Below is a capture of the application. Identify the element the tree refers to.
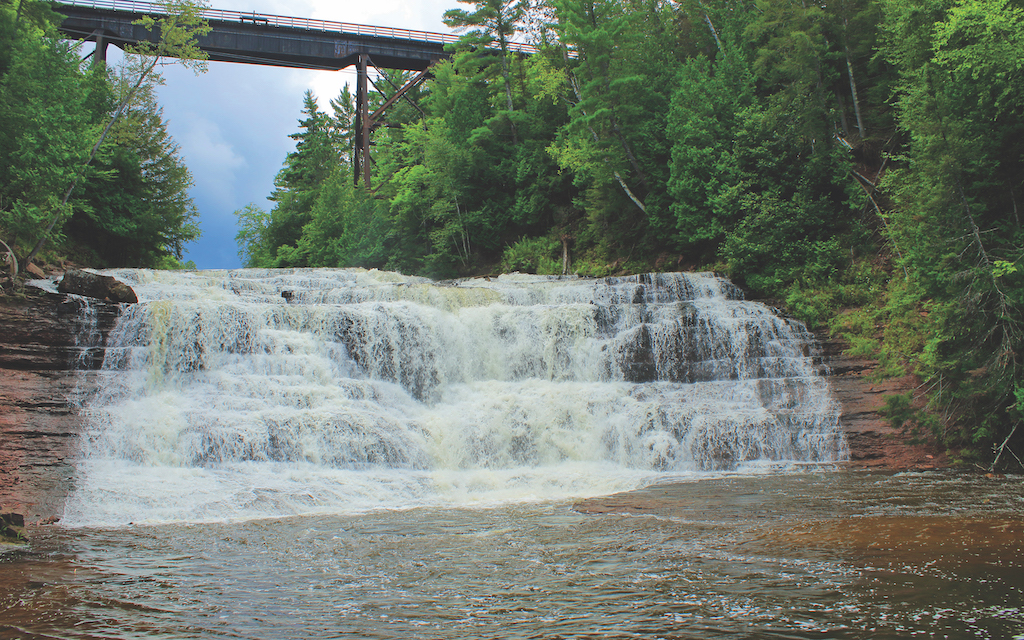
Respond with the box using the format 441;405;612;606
548;0;678;238
260;90;338;267
875;0;1024;458
69;89;201;266
665;51;752;256
234;203;272;268
0;2;98;265
298;173;387;269
22;0;210;267
444;0;528;125
329;84;356;166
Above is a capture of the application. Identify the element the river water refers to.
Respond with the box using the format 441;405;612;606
2;269;1021;638
3;472;1023;638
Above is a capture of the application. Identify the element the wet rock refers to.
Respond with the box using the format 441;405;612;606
1;289;122;522
1;512;27;544
58;269;138;304
616;324;657;383
815;331;947;469
1;513;25;527
0;289;121;370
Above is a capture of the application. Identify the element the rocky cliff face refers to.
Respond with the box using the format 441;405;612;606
0;289;121;524
817;332;948;470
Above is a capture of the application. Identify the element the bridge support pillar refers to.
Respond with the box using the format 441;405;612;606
93;30;109;66
352;59;432;190
354;54;372;188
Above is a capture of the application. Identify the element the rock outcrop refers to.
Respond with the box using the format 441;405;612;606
58;269;138;304
1;512;27;545
817;332;948;470
0;288;122;524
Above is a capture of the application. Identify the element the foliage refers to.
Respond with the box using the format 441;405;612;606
70;93;200;266
0;10;94;255
500;235;562;274
873;0;1024;459
299;173;388;269
234;203;272;267
0;0;208;269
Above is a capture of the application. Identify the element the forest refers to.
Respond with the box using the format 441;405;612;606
238;0;1023;468
0;0;203;272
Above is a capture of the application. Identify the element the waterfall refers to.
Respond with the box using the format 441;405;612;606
63;268;846;526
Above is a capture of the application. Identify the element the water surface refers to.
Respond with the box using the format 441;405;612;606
4;470;1022;639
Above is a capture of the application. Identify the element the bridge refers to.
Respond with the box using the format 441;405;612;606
55;1;538;186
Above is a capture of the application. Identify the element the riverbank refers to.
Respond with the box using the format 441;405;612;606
817;331;948;471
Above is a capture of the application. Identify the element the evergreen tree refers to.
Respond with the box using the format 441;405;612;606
22;0;210;266
261;90;337;267
70;90;200;266
875;0;1024;458
0;5;95;263
444;0;528;122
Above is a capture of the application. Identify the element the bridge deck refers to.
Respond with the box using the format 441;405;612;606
56;0;537;71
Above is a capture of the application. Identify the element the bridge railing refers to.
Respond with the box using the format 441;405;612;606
56;0;540;54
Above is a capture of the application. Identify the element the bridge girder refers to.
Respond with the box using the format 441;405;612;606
57;4;450;71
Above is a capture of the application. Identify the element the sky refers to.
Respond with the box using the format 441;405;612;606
104;0;459;270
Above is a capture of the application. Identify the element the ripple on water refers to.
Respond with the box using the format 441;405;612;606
4;471;1023;639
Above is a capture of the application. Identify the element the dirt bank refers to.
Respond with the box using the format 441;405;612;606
817;332;948;471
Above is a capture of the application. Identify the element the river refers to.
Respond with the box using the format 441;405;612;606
1;268;1020;638
3;471;1022;638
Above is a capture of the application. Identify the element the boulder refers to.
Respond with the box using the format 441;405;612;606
1;512;27;544
58;269;138;304
25;262;46;279
1;513;25;528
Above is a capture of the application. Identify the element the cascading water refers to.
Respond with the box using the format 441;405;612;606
63;268;846;526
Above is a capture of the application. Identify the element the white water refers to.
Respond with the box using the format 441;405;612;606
62;269;845;526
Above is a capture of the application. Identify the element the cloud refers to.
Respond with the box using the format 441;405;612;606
176;117;246;205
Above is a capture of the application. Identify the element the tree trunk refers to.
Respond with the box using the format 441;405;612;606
567;71;647;216
991;421;1022;472
614;171;647;215
1;237;18;281
835;92;850;138
699;4;723;53
846;49;865;137
498;30;518;144
841;15;865;139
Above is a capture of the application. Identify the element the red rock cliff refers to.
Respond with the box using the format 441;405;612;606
0;289;121;523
